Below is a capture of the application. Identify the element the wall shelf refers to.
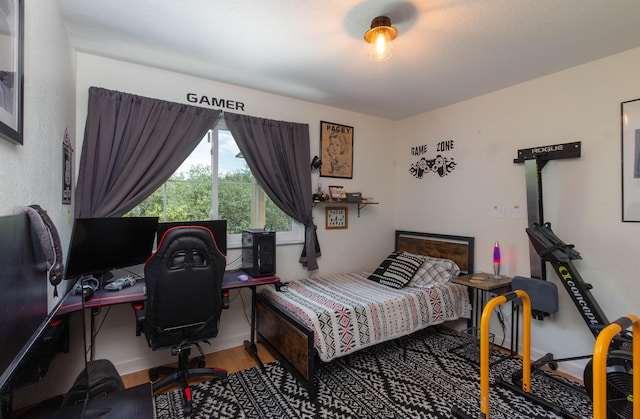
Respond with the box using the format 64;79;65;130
312;200;378;217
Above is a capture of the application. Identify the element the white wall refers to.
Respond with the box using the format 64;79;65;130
395;46;640;378
73;53;397;375
0;0;76;316
0;2;76;274
1;0;79;410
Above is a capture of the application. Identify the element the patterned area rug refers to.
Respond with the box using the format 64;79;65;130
154;327;593;418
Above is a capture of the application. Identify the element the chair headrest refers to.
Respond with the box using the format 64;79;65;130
154;226;224;260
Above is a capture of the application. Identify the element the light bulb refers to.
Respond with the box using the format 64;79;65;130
368;29;393;61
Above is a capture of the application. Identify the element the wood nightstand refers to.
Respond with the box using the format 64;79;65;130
452;272;518;354
452;272;513;294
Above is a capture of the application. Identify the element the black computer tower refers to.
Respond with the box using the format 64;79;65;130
242;229;276;277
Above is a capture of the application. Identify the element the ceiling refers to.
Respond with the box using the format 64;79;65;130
58;0;640;121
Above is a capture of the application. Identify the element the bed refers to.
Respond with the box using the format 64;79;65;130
256;230;475;398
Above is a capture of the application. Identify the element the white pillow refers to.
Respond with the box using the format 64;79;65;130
407;256;461;288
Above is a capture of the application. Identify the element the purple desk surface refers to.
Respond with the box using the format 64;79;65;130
58;270;280;315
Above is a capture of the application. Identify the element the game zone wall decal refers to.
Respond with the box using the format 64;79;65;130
408;139;456;178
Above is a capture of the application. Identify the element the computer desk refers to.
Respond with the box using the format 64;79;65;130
221;269;281;364
58;269;281;363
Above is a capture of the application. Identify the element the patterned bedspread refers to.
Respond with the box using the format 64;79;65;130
259;272;471;362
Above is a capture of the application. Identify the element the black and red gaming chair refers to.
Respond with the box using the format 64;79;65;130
133;226;229;414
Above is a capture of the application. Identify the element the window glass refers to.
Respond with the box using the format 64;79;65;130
127;124;302;248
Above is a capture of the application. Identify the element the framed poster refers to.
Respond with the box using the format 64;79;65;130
0;0;23;145
62;129;72;204
320;121;353;179
325;206;348;229
622;98;640;221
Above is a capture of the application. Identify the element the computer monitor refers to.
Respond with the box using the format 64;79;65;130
157;220;227;255
64;217;159;281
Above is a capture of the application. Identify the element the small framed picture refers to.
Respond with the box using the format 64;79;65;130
328;185;346;200
326;207;348;229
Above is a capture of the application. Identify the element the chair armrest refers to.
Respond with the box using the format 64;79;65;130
132;303;145;336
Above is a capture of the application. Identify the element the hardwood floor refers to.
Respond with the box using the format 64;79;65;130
121;333;582;394
120;343;276;389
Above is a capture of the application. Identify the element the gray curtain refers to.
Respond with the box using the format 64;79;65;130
75;87;221;218
225;112;319;271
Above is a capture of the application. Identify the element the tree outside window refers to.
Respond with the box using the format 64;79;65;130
127;127;297;248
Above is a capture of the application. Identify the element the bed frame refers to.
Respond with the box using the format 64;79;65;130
256;230;475;399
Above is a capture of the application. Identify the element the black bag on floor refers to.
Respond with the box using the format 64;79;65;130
61;359;125;407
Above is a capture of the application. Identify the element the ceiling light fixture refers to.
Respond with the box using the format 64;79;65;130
363;16;398;62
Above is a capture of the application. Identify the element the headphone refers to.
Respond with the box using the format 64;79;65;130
72;276;99;301
14;205;65;297
311;155;322;170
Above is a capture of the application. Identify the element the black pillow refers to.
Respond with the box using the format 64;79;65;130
368;252;426;289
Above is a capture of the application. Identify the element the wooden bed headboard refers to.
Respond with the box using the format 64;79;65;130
395;230;475;274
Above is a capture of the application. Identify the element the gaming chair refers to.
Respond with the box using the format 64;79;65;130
133;226;229;414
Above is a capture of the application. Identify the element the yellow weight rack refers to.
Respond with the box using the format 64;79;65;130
452;290;532;419
592;315;639;419
480;290;531;418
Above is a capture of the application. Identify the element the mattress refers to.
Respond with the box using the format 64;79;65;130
259;271;471;362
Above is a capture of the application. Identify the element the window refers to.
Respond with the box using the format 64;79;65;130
127;120;303;249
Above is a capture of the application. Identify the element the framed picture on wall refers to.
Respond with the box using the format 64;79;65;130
622;98;640;221
0;0;24;145
320;121;353;179
326;207;348;229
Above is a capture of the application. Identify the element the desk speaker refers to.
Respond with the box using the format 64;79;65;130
242;229;276;277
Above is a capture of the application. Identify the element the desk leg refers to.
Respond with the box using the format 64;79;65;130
90;307;100;362
243;286;263;366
